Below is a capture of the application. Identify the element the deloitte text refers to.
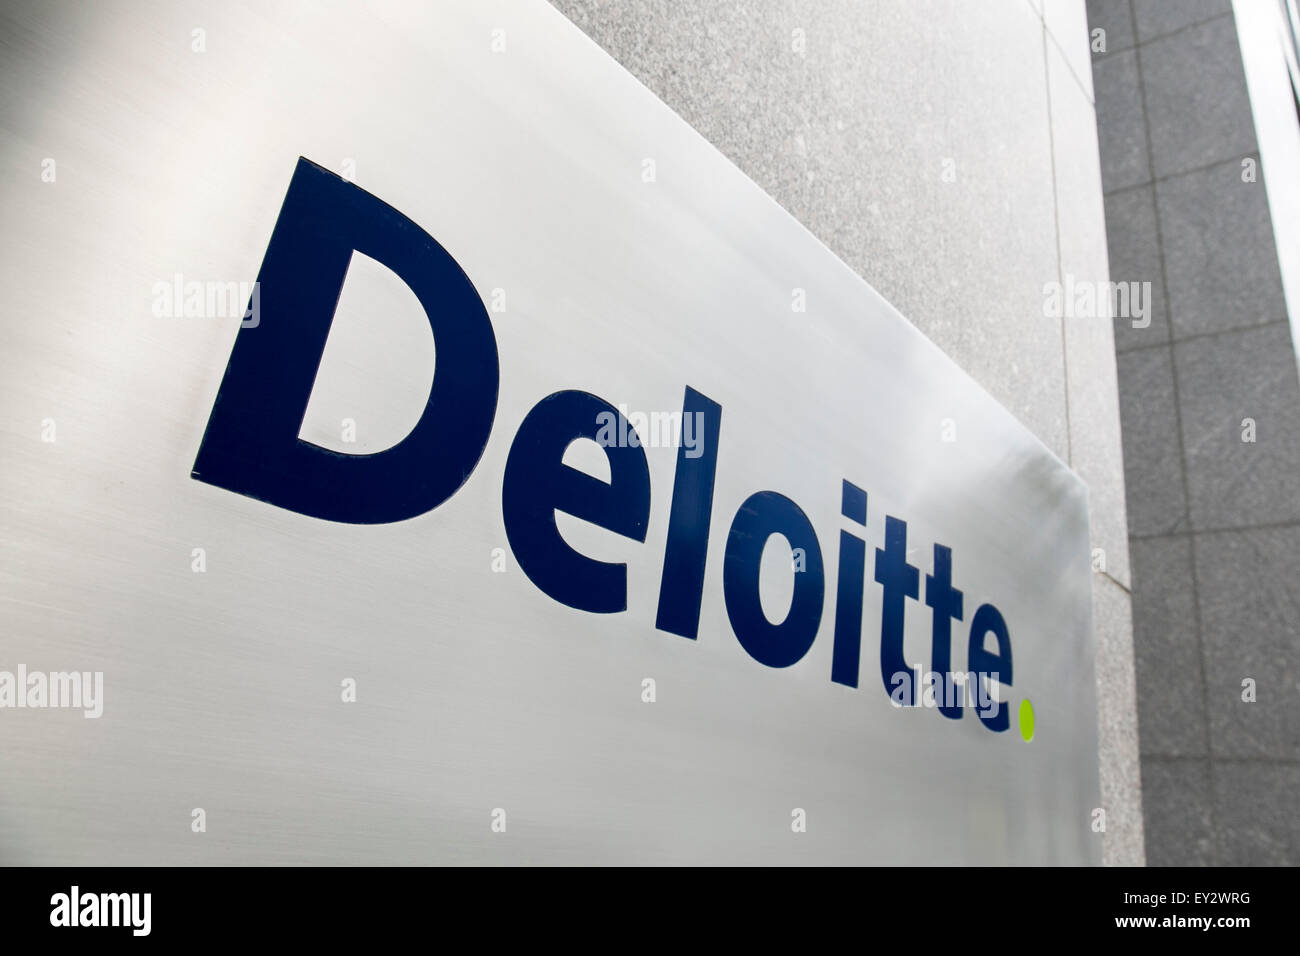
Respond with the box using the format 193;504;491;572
192;159;1019;734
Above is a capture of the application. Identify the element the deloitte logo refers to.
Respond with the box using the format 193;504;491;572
193;159;1035;740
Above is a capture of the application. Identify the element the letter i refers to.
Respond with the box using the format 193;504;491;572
831;481;868;687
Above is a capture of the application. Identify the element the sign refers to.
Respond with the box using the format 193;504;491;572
0;0;1100;864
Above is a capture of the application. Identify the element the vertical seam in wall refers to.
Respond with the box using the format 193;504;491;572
1043;20;1073;467
1129;0;1217;850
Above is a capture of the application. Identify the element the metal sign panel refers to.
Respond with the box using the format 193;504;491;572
0;0;1100;864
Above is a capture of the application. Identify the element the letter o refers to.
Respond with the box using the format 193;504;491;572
723;491;824;667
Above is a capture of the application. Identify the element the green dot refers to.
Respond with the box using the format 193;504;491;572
1019;699;1035;742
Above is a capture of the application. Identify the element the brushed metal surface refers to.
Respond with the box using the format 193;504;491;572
0;0;1100;864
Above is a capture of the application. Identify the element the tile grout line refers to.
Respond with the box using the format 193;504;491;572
1100;569;1132;595
1130;515;1300;540
1090;9;1236;64
1103;151;1262;201
1143;753;1300;766
1117;316;1289;355
1043;19;1073;469
1043;18;1096;106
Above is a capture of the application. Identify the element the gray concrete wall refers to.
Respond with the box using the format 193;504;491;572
551;0;1144;864
1089;0;1300;864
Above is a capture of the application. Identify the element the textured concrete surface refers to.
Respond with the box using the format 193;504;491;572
553;0;1143;864
1131;0;1230;42
1104;187;1168;350
1130;535;1206;755
1092;573;1143;859
1090;0;1300;866
1140;14;1257;179
1051;34;1131;589
1158;161;1286;338
1175;325;1300;529
1211;762;1300;865
1093;50;1150;191
1116;347;1187;535
1090;0;1136;53
1195;526;1300;759
1140;756;1216;865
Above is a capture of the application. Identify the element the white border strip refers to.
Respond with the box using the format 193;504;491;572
1234;0;1300;376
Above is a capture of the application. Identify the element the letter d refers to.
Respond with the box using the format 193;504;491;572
192;157;499;523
